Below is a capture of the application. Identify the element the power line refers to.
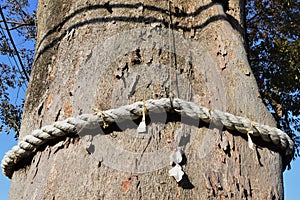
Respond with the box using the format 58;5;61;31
0;23;27;90
0;6;30;82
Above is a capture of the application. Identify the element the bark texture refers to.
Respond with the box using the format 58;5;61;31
9;0;284;199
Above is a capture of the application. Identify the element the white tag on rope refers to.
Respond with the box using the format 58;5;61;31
137;101;147;133
247;131;254;150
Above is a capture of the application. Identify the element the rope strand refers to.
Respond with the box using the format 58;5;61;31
1;98;294;178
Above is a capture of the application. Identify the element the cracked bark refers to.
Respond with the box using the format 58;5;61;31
9;0;284;199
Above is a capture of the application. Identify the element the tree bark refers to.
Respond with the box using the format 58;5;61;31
9;0;284;199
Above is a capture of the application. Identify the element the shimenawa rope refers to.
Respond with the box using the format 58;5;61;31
1;98;294;178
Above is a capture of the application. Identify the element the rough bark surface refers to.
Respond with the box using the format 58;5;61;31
9;0;284;199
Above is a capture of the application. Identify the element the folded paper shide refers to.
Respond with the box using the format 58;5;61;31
169;164;184;182
137;100;147;133
169;149;185;182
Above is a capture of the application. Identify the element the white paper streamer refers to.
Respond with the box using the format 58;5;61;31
169;164;184;182
137;101;147;133
247;132;254;150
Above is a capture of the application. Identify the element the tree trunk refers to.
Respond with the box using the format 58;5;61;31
9;0;284;199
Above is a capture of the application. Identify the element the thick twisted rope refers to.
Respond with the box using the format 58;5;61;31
1;98;294;178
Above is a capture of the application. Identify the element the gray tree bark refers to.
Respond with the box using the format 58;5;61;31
9;0;285;199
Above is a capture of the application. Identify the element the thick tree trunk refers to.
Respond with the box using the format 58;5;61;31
9;0;284;199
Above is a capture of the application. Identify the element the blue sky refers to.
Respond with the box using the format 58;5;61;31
0;1;299;199
0;133;17;200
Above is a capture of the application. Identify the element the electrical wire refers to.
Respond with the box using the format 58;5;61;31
0;6;30;82
0;26;27;91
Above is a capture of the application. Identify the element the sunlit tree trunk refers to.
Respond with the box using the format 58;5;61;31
9;0;284;199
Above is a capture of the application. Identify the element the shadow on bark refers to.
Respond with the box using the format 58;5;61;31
84;112;289;170
178;174;195;189
35;1;243;61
